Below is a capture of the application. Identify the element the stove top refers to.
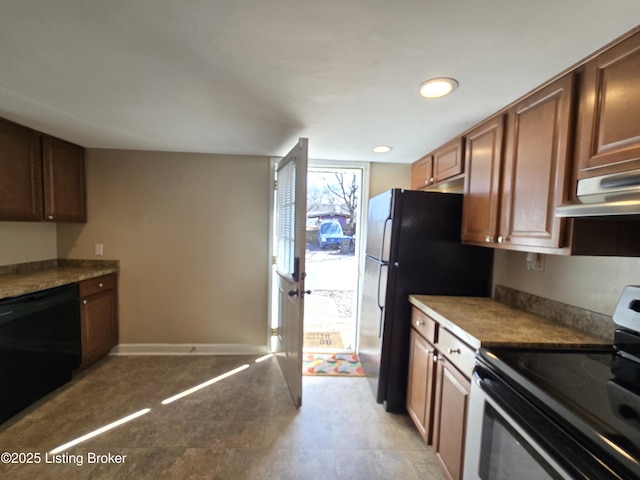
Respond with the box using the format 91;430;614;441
481;346;640;479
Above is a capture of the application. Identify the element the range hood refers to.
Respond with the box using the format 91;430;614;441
556;169;640;218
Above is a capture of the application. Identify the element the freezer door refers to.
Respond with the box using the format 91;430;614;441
358;255;388;400
366;189;394;262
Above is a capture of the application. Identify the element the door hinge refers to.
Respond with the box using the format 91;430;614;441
272;255;277;266
271;327;279;337
274;179;278;190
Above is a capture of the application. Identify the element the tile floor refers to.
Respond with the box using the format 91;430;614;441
0;355;445;479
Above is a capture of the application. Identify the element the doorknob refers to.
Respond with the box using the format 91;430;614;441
288;289;312;297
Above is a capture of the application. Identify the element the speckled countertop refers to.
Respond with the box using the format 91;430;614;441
409;294;610;350
0;259;119;300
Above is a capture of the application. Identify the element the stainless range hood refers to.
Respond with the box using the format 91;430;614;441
556;169;640;218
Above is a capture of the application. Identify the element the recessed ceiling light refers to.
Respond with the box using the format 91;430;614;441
419;77;459;98
372;145;392;153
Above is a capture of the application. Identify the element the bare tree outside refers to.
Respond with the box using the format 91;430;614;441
307;171;359;236
324;173;358;235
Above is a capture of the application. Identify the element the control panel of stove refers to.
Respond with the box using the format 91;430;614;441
613;286;640;333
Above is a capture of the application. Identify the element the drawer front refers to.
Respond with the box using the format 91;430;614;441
411;307;437;344
438;328;475;378
79;273;116;297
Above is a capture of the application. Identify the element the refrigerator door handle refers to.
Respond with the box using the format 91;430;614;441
380;217;392;262
377;264;388;338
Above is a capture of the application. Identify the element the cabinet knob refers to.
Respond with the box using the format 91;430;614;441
429;177;434;184
497;236;509;243
425;348;435;355
82;300;87;305
47;215;54;220
98;283;104;288
415;320;424;326
485;235;493;243
447;347;461;355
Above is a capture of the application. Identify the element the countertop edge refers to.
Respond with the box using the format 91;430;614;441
0;260;119;300
409;295;482;349
409;294;610;351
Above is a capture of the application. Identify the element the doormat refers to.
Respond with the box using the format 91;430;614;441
304;331;344;349
303;353;365;376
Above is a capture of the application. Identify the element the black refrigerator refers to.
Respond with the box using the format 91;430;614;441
358;189;493;412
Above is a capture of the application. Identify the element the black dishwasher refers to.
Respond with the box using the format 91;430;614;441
0;284;80;423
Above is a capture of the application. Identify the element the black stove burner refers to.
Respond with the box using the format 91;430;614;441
517;353;607;387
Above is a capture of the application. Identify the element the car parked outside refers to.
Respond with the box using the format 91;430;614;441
318;220;345;249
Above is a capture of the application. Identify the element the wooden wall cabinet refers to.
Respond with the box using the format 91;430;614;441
462;74;574;253
42;135;87;222
79;274;118;369
0;119;43;221
499;74;574;250
461;115;505;246
0;117;86;223
411;138;465;190
576;30;640;178
433;138;464;184
411;154;434;190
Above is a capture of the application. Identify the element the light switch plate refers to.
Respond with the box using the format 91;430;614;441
94;243;104;256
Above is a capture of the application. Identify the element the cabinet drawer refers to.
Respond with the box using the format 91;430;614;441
437;328;475;378
79;274;116;297
411;307;437;343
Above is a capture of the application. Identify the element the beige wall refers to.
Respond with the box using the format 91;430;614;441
369;162;411;197
0;222;57;265
0;222;56;265
57;149;272;349
494;249;640;316
6;150;636;345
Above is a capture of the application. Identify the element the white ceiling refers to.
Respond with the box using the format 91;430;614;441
1;1;640;163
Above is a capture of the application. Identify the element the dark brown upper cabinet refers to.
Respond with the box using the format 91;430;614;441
0;117;86;223
576;29;640;178
0;119;43;221
42;135;87;222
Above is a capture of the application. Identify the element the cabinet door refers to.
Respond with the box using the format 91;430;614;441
433;357;471;480
80;289;116;367
433;138;464;183
411;155;434;190
461;115;505;245
406;329;437;443
0;119;43;221
577;31;640;177
500;74;574;249
42;135;87;222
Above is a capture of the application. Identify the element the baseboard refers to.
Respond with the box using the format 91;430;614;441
111;343;270;356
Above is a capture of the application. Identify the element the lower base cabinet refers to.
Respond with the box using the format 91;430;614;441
78;274;118;369
407;328;437;443
432;356;471;480
407;306;473;480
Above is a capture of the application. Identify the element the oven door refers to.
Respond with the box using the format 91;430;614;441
464;362;617;480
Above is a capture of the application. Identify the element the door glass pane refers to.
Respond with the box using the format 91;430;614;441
276;160;296;277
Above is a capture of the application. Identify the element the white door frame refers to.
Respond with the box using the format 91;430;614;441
270;159;370;353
